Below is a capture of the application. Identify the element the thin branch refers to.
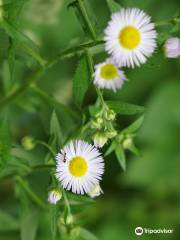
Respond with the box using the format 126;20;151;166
16;176;47;209
0;39;104;109
76;0;97;40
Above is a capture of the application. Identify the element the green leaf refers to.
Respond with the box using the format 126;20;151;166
71;0;97;40
115;145;126;171
3;0;28;24
105;141;116;156
0;114;11;168
122;115;144;134
50;110;64;149
79;228;99;240
21;210;39;240
1;19;46;66
106;0;122;13
106;100;145;115
73;56;90;108
67;192;94;206
126;143;141;156
1;61;11;94
50;205;58;240
0;210;19;232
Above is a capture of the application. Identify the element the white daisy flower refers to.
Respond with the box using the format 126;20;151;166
104;8;157;68
48;190;62;204
93;58;126;92
56;140;104;195
164;37;180;58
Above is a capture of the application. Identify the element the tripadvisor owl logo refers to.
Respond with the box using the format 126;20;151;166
135;227;144;236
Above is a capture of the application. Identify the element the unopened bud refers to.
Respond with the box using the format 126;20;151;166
48;190;62;204
106;129;117;139
88;184;103;198
90;117;103;129
123;138;133;149
21;136;36;151
60;213;74;225
93;132;108;148
105;109;116;121
164;37;180;58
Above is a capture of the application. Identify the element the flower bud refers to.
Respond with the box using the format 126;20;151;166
60;213;74;225
21;136;36;151
93;132;108;148
90;117;103;129
123;138;133;149
48;190;62;204
105;109;116;121
88;184;103;198
164;37;180;58
106;129;117;139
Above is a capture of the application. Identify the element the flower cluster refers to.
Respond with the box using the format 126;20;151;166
52;7;180;200
94;8;157;92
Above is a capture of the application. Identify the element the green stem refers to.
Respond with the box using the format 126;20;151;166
16;176;47;209
31;164;55;170
155;20;172;27
155;17;180;27
31;85;79;121
0;68;44;108
63;190;71;214
0;39;104;109
35;140;56;157
85;49;106;107
77;0;97;40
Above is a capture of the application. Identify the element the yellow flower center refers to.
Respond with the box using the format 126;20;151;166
100;64;118;80
69;156;88;177
119;26;141;49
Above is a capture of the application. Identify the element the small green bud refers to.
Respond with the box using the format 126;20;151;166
93;132;108;148
70;227;81;238
88;184;103;198
96;117;103;124
105;109;116;121
90;117;103;129
60;213;74;225
21;136;36;151
106;129;117;139
123;138;133;149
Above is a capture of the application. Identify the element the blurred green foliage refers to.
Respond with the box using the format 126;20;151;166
0;0;180;240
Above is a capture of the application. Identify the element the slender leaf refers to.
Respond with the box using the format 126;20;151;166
122;115;144;134
0;114;11;168
21;210;39;240
79;228;99;240
106;100;145;115
0;210;19;232
50;205;58;240
106;0;122;13
73;56;90;107
1;19;46;66
105;141;116;156
50;110;64;149
115;145;126;171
